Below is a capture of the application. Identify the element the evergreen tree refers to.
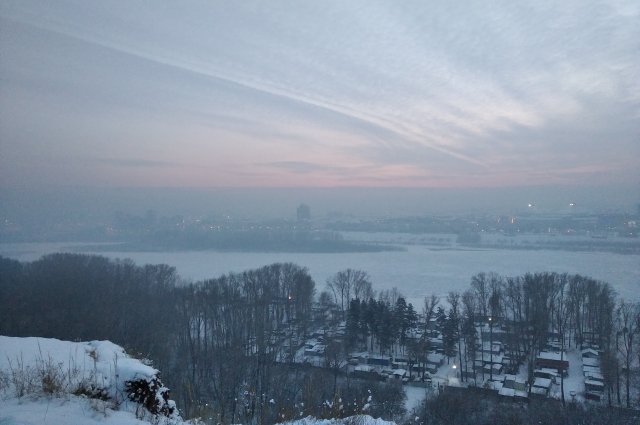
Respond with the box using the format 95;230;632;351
366;298;380;350
443;309;458;361
378;301;395;355
358;299;370;349
462;314;478;380
436;306;447;333
406;303;418;331
346;299;361;350
394;297;409;351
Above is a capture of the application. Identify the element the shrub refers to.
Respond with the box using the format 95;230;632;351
126;376;177;417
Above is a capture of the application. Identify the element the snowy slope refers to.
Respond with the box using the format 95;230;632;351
0;397;164;425
0;336;394;425
0;336;182;425
281;415;395;425
0;336;158;396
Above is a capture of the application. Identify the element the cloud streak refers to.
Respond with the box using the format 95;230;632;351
1;0;638;188
90;158;187;168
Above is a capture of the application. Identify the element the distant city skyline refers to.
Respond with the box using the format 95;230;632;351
1;0;639;190
1;186;637;225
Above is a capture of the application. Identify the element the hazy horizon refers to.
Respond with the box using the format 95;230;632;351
1;185;637;224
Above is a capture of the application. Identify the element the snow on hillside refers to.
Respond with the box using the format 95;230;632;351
0;336;393;425
0;336;182;425
281;415;395;425
0;397;165;425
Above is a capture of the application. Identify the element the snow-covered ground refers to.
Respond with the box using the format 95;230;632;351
0;397;162;425
557;348;589;403
431;361;461;388
281;415;395;425
403;385;427;414
0;336;182;425
0;336;400;425
0;337;159;397
0;398;396;425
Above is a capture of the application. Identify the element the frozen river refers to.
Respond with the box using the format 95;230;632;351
1;241;638;306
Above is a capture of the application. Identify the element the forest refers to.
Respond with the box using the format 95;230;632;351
0;254;638;424
0;254;404;423
340;271;638;407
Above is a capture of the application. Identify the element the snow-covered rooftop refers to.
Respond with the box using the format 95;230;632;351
581;348;599;357
533;377;552;389
537;351;566;361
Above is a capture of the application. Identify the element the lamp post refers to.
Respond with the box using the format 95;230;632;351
448;363;457;386
488;317;493;382
288;294;293;362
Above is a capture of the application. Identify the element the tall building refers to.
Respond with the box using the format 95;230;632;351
297;204;311;221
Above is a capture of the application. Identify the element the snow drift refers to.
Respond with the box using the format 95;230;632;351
0;336;181;424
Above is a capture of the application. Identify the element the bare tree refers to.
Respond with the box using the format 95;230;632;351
461;290;477;380
554;274;569;406
318;290;335;307
471;273;489;319
487;272;503;320
423;293;439;335
324;336;346;397
616;300;639;408
327;269;372;317
447;291;464;381
350;269;374;301
379;287;402;307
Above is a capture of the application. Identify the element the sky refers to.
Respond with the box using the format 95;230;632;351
1;0;639;192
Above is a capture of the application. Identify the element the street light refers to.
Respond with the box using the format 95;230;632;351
448;363;458;386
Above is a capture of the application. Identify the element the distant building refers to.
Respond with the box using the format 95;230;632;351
297;204;311;221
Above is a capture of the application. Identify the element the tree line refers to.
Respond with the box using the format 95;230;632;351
2;254;638;420
0;254;405;423
345;297;418;355
337;270;639;409
468;272;633;408
417;387;640;425
459;271;638;408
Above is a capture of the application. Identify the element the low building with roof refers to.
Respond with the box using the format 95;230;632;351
532;377;553;397
535;351;569;374
497;380;528;401
581;348;599;359
483;363;503;375
367;355;391;367
502;374;527;392
582;357;599;368
583;365;601;376
584;371;604;382
585;378;605;393
391;369;407;381
534;368;559;384
352;365;383;381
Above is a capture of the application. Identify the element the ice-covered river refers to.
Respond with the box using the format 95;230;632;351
1;240;638;306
